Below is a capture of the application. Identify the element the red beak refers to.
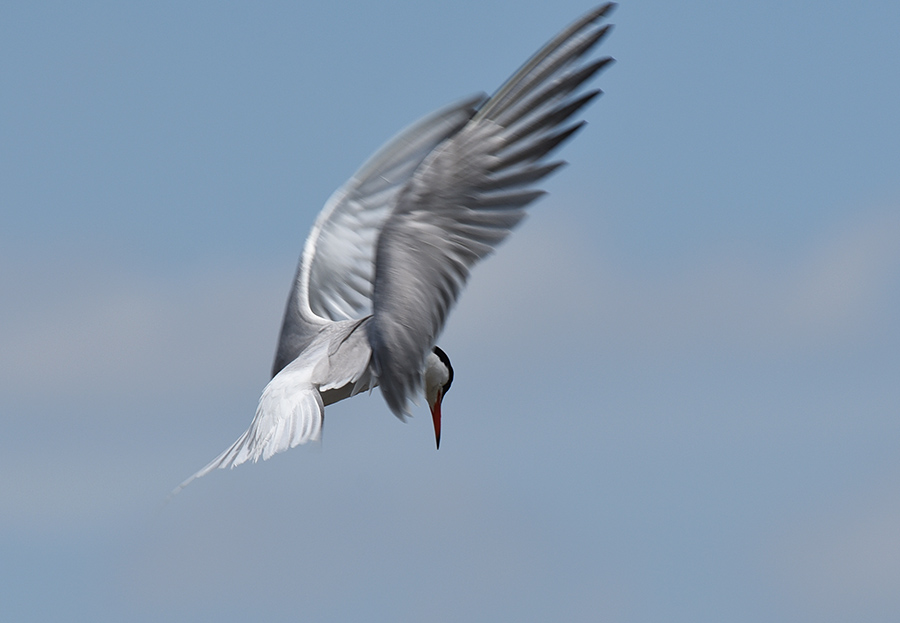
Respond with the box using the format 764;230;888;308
430;389;442;450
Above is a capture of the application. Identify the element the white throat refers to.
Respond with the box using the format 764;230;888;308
424;351;450;407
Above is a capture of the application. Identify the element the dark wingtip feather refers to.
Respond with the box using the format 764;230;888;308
492;121;587;171
479;161;567;191
597;2;617;18
473;4;616;124
503;89;600;146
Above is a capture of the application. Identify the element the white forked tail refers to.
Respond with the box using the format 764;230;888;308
171;367;324;496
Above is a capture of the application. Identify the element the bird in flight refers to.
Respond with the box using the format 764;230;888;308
177;4;614;491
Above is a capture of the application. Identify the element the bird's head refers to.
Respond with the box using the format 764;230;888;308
424;346;453;449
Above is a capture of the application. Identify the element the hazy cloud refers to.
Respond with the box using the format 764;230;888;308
3;208;897;407
0;260;285;404
455;207;900;355
774;492;900;620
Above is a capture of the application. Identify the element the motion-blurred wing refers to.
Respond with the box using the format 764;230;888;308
368;4;615;415
272;95;485;376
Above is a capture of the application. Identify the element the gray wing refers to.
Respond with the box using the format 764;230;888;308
368;3;615;415
272;95;485;376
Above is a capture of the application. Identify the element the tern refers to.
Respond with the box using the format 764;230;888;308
178;4;614;491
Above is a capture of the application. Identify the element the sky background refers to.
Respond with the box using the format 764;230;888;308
2;1;900;621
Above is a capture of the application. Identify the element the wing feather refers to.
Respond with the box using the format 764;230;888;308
369;4;615;415
271;95;485;376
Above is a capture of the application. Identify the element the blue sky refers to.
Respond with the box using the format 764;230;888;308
2;1;900;621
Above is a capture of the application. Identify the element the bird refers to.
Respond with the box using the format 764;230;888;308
176;4;615;492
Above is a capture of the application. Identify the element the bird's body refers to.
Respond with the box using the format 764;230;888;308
177;4;614;492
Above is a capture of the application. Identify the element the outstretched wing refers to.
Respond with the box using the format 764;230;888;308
368;4;615;415
271;96;485;376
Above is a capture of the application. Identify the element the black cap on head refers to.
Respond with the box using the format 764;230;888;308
432;346;453;394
